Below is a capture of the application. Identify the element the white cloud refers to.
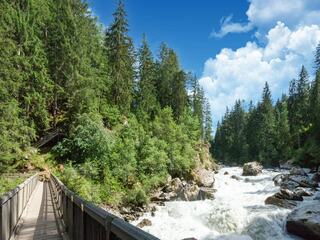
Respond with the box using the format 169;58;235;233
213;0;320;38
200;22;320;125
211;15;254;38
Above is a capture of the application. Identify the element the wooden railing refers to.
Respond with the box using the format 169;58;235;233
49;174;160;240
0;174;38;240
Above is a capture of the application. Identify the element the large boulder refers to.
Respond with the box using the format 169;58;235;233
163;178;183;193
193;168;215;187
265;196;297;209
280;159;294;169
290;167;307;176
288;175;318;188
137;218;152;228
178;184;200;201
198;187;215;200
274;189;303;201
293;187;313;197
273;174;287;186
286;202;320;240
312;172;320;183
242;162;263;176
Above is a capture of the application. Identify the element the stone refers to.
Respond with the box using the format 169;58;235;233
273;173;287;186
224;171;229;175
198;187;215;200
293;187;313;197
290;167;307;176
280;159;294;169
265;196;297;209
312;172;320;183
288;175;318;188
193;168;215;187
242;162;263;176
275;189;303;201
137;218;152;228
178;185;200;201
286;202;320;240
163;178;183;193
314;192;320;200
231;175;242;181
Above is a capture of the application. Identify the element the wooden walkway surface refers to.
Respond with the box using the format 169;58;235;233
15;181;62;240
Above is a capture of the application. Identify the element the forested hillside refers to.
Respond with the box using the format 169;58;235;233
0;0;213;205
212;46;320;168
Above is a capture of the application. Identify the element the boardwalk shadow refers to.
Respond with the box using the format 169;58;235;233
33;181;61;240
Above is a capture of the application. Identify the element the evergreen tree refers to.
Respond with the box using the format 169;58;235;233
203;99;213;142
274;96;291;160
105;0;135;114
156;43;180;108
315;42;320;73
172;71;188;119
256;82;277;165
136;35;159;119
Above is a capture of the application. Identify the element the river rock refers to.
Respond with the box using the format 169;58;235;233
293;187;313;197
286;202;320;240
290;167;307;176
231;175;242;181
224;171;229;175
275;189;303;201
137;218;152;228
280;159;294;169
265;195;297;209
273;174;287;186
242;162;262;176
193;168;215;187
198;187;215;200
312;172;320;183
314;192;320;200
178;184;200;201
288;175;318;188
164;178;183;193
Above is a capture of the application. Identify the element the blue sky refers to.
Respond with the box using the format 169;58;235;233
89;0;320;128
89;0;251;75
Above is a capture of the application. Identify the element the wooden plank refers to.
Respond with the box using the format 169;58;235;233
15;182;62;240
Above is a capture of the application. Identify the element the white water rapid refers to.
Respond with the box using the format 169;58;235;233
133;167;303;240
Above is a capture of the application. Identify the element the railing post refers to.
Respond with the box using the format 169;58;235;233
68;195;74;239
79;203;84;240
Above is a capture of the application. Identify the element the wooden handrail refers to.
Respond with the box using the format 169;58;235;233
49;174;159;240
0;174;38;240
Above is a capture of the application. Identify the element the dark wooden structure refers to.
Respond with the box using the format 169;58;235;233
0;173;159;240
0;174;38;240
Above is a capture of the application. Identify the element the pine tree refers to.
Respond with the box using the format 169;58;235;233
203;99;212;142
256;82;277;165
136;35;159;119
172;71;188;120
274;96;291;160
191;76;205;136
156;43;180;108
315;42;320;73
105;0;135;114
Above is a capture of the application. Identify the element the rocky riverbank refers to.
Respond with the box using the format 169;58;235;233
262;164;320;240
102;166;217;225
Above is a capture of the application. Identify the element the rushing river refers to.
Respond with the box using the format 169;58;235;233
133;167;304;240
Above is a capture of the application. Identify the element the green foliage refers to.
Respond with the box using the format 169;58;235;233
1;0;214;208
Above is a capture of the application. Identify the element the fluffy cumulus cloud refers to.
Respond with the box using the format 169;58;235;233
212;0;320;38
201;20;320;126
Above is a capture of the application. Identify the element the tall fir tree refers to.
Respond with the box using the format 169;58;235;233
104;0;135;114
136;35;159;119
203;99;213;142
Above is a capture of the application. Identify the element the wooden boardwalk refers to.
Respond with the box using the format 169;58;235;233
15;181;62;240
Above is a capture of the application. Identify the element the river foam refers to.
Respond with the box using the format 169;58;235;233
132;167;303;240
